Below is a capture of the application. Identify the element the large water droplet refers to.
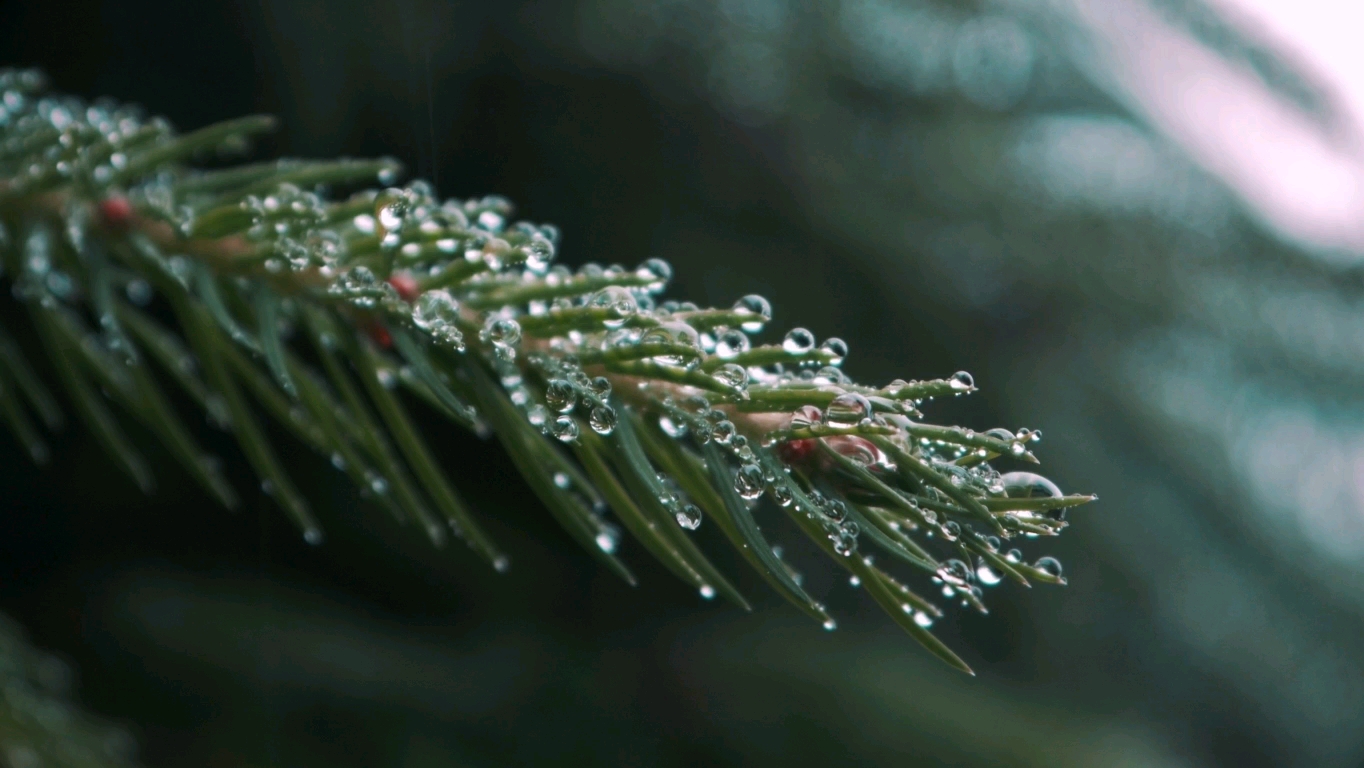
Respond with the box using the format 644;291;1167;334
824;393;870;427
783;328;815;354
950;370;975;392
715;328;750;359
545;379;576;413
734;463;765;500
1034;556;1063;579
589;405;617;435
732;294;772;333
659;414;687;437
1000;471;1061;499
819;337;848;365
790;405;822;429
976;560;1002;586
589;285;639;328
711;420;736;445
551;415;579;443
675;504;703;530
712;363;748;390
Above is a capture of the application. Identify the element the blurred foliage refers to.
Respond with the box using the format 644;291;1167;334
0;0;1361;765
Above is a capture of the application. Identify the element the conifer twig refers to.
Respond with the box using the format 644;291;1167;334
0;68;1096;672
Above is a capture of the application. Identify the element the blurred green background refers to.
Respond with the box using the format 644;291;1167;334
2;0;1361;765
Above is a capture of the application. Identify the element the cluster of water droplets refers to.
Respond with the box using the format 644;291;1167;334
0;68;172;200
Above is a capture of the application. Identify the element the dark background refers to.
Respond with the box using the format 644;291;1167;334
3;0;1362;765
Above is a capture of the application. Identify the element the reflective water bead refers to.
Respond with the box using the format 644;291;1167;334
782;327;815;354
768;483;793;507
658;414;687;437
941;558;972;583
824;393;870;427
551;415;579;443
589;285;638;328
637;257;672;287
675;504;703;530
790;405;822;429
1005;548;1023;563
527;404;549;428
545;379;576;413
589;405;618;435
732;294;772;332
984;427;1015;443
1034;556;1063;579
589;376;612;398
819;337;848;365
712;363;748;390
976;560;1002;586
413;289;458;331
553;471;570;489
1000;471;1062;499
481;316;521;346
711;420;736;445
913;611;934;628
714;328;749;359
734;463;765;500
950;370;975;392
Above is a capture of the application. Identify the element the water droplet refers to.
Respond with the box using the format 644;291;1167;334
676;504;703;530
1034;556;1063;579
1000;471;1061;499
711;420;736;445
659;414;687;437
715;328;750;359
819;337;848;365
734;463;765;500
595;530;618;553
638;257;672;286
824;393;870;427
823;618;838;631
783;327;815;354
984;427;1015;443
950;370;975;392
732;294;772;333
551;415;579;443
303;528;324;546
913;610;934;628
699;584;716;599
589;405;617;435
481;316;521;361
768;483;793;506
943;520;961;540
790;405;823;429
590;376;612;398
545;379;577;413
527;404;549;428
941;558;971;583
589;285;639;328
712;363;748;390
553;471;570;489
124;278;152;306
976;560;1002;586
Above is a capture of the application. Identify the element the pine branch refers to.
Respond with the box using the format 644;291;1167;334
0;68;1095;674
